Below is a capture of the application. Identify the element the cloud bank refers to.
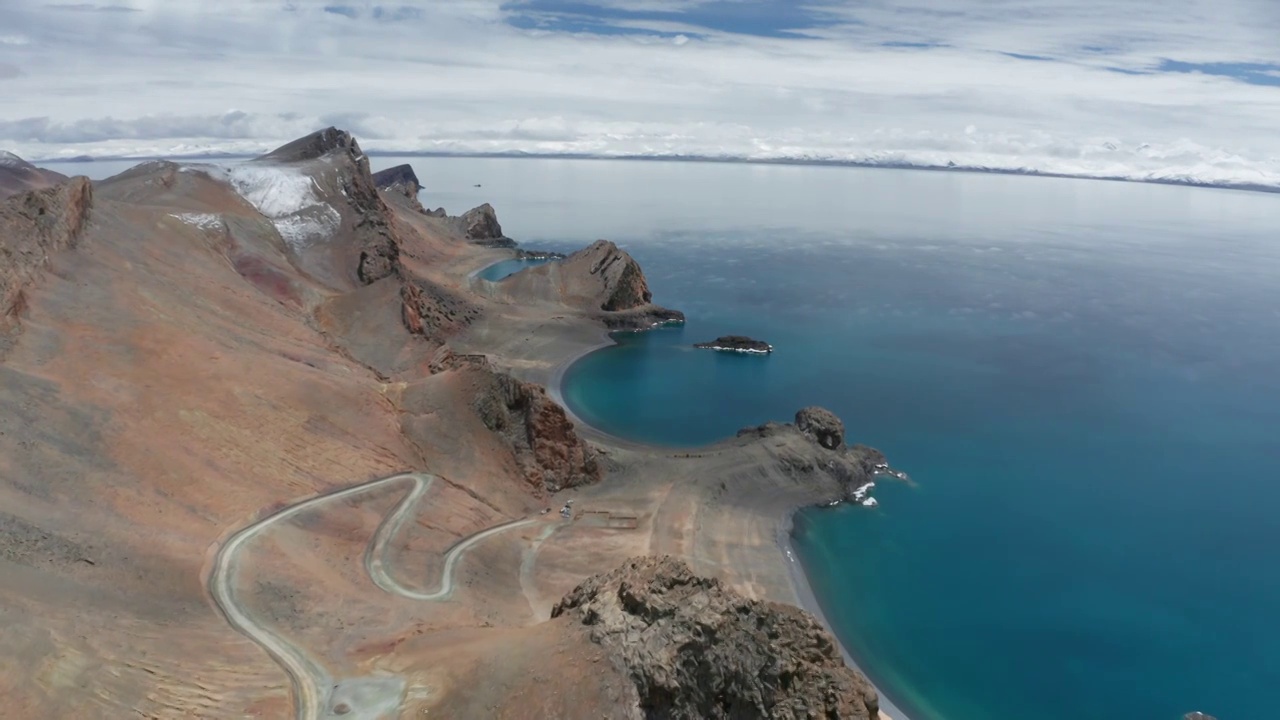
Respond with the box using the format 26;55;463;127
2;0;1279;189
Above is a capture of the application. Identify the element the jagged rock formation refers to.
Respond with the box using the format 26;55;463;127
0;152;68;199
574;239;653;311
694;335;773;354
498;239;685;329
371;164;426;213
467;365;602;493
0;177;93;321
795;406;844;450
400;278;481;339
552;556;879;720
455;203;513;247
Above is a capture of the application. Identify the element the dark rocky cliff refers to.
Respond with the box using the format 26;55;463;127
553;556;880;720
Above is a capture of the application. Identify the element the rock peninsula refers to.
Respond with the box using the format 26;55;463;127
0;129;888;719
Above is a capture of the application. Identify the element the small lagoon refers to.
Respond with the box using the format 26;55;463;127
474;257;556;282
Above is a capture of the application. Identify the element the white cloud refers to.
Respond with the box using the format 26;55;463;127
0;1;1278;189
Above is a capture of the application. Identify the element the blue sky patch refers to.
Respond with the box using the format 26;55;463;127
882;41;944;49
501;0;848;39
1157;60;1280;87
1001;51;1055;62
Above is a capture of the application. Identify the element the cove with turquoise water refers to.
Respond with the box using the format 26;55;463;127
474;257;555;282
70;156;1279;719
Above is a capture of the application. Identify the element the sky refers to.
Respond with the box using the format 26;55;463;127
2;0;1280;188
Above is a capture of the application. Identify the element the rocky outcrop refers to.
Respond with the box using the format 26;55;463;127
0;152;68;200
1184;713;1218;720
497;238;685;329
795;406;844;450
694;335;773;354
0;177;93;320
574;240;653;311
371;164;426;213
457;203;514;247
400;278;481;340
514;248;566;260
736;407;887;499
552;556;879;720
469;368;602;493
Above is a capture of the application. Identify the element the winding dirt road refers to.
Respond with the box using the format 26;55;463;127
208;472;545;719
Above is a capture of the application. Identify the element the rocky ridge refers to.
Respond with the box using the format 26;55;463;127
0;176;93;323
552;556;879;720
250;126;402;287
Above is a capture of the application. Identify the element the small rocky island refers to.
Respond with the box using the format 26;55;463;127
694;335;773;354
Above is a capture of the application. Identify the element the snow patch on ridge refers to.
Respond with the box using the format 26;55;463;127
183;162;343;251
170;212;225;231
0;150;29;168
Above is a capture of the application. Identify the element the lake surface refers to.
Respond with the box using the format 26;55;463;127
70;155;1280;719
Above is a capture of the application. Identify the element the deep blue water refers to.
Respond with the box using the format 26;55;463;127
475;257;555;282
553;229;1280;719
444;161;1280;720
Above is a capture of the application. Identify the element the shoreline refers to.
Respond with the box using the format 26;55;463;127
779;510;910;720
544;321;911;720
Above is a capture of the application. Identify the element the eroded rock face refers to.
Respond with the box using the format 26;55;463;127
458;203;512;246
371;164;426;213
469;368;601;493
400;278;481;340
795;406;844;450
0;177;93;320
552;556;879;720
571;240;653;311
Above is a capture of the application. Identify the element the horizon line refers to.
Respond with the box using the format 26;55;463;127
32;149;1280;197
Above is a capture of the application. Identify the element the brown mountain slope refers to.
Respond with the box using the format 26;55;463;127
0;129;882;719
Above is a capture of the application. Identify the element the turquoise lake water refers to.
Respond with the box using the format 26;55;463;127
474;257;555;282
397;158;1278;720
66;156;1279;720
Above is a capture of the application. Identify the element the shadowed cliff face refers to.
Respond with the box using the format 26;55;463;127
0;177;93;324
0;152;68;200
553;556;880;720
